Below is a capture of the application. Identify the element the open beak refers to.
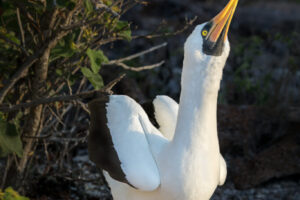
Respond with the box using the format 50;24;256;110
208;0;238;42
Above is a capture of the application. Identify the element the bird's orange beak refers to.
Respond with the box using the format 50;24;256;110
208;0;238;42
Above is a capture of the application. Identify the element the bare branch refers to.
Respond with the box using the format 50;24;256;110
96;36;124;46
77;100;90;114
131;16;197;40
1;156;12;189
0;30;69;104
65;0;83;25
0;74;126;112
0;56;38;103
106;42;167;65
102;73;126;92
61;2;119;31
115;60;165;72
0;94;77;113
23;132;52;140
103;43;167;72
48;136;87;143
94;2;120;17
47;8;59;38
46;105;65;127
93;17;196;47
16;8;25;48
58;175;102;183
60;17;99;31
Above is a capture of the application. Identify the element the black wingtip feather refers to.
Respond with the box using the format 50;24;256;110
88;95;131;186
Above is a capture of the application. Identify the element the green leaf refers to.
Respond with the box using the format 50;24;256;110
102;0;113;6
81;67;103;89
1;187;30;200
86;48;108;73
0;119;23;158
50;33;77;61
84;0;93;15
55;69;63;76
119;29;131;41
115;21;131;41
0;27;20;46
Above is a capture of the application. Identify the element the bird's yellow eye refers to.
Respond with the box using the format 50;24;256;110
202;30;208;37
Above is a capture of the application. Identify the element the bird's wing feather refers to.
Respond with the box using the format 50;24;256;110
152;95;179;139
88;95;167;191
219;155;227;185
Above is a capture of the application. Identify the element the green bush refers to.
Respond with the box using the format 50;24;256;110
0;187;29;200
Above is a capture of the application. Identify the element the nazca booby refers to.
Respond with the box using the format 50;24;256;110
88;0;238;199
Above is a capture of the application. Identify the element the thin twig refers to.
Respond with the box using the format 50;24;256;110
23;132;52;139
1;156;12;189
46;105;65;127
61;2;118;31
77;100;90;114
96;36;124;46
24;132;87;143
0;94;79;113
103;43;167;72
49;136;87;143
94;2;119;17
94;17;195;47
131;16;197;40
102;73;126;92
65;0;83;25
0;74;126;112
106;42;167;65
47;8;59;38
0;30;70;104
0;56;38;103
115;60;165;72
16;8;26;48
58;175;102;183
60;17;98;31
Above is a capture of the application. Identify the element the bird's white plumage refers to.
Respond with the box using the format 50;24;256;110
219;156;227;185
153;95;178;140
153;95;227;186
100;22;231;200
88;0;242;192
106;95;163;191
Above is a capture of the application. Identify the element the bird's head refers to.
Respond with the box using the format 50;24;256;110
184;0;238;67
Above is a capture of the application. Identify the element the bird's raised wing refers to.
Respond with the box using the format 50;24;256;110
88;95;167;191
152;95;179;140
219;155;227;185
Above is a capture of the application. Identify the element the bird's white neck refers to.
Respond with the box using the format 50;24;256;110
160;52;228;198
172;56;224;149
169;35;230;151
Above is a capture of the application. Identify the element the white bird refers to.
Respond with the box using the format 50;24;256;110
88;0;238;199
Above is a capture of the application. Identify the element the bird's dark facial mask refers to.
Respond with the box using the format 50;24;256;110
201;0;238;57
201;22;226;56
